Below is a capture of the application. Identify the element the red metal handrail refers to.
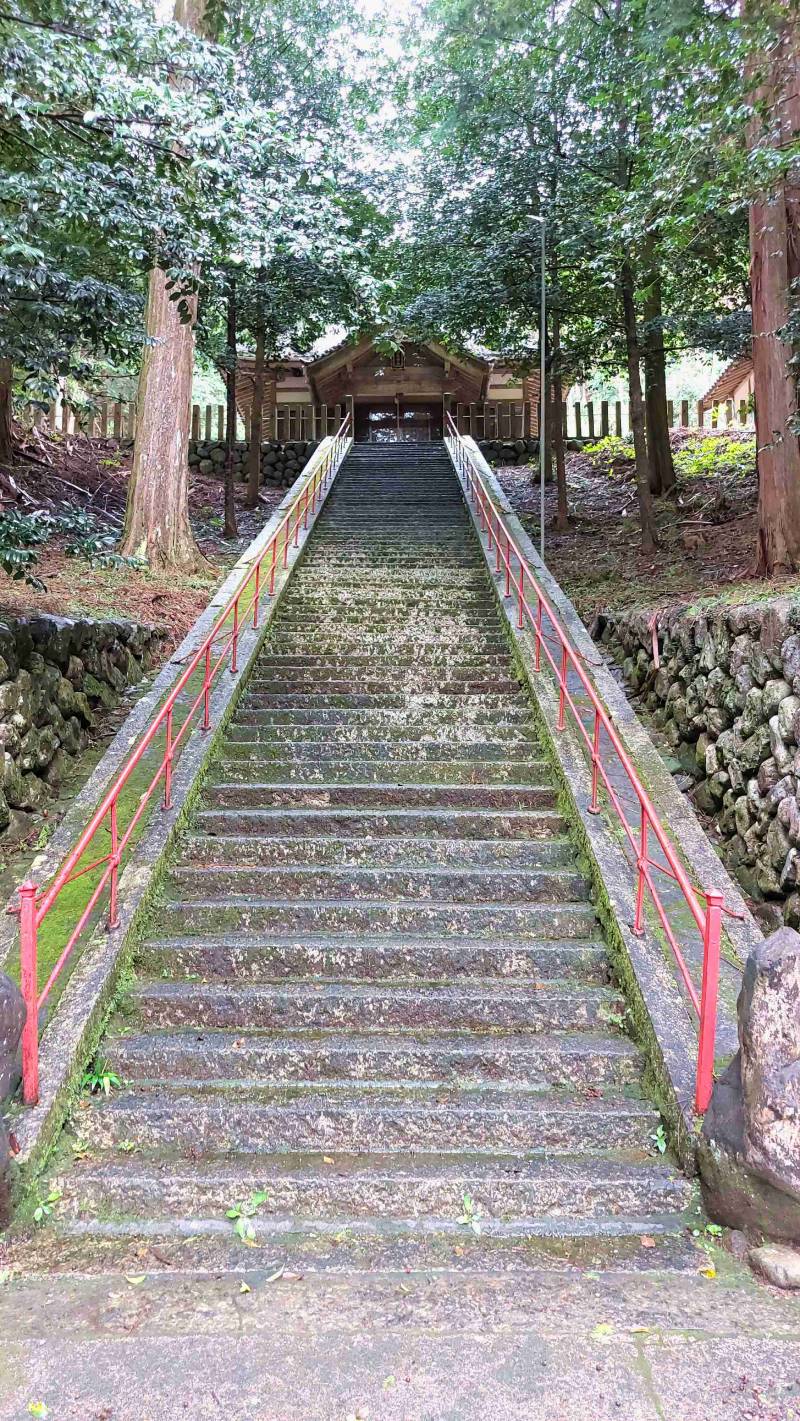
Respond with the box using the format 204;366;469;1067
444;413;728;1113
14;415;352;1106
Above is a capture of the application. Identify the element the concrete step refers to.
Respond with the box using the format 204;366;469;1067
222;734;541;763
241;691;529;710
202;784;561;810
181;834;574;869
107;1026;638;1089
136;932;609;983
77;1085;660;1156
194;806;566;838
213;760;550;786
59;1154;692;1226
155;897;599;939
167;864;591;905
233;716;537;743
128;980;621;1033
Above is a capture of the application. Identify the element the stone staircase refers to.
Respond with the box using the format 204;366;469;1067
30;442;698;1274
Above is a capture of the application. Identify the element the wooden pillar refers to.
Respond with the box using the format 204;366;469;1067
681;399;689;427
697;400;705;428
601;400;610;437
614;401;623;437
574;402;582;438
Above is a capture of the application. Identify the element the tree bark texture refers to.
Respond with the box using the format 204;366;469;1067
246;308;266;510
551;308;569;531
0;359;13;466
120;271;201;570
642;250;676;495
620;260;658;553
750;8;800;574
121;0;207;571
224;275;239;540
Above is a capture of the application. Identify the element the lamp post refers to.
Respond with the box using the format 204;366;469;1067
532;213;547;562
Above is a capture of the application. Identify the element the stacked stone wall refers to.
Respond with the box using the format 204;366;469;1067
595;599;800;923
0;615;162;836
188;439;317;489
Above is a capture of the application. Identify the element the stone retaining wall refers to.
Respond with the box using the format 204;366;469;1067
188;439;318;489
0;615;163;838
594;599;800;925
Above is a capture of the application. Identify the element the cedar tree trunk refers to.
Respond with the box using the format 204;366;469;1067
120;0;207;571
0;359;13;466
750;8;800;573
224;275;239;540
246;302;266;510
642;248;676;495
120;271;201;570
551;308;568;531
620;260;658;553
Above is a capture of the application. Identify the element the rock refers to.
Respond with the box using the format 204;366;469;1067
764;678;793;717
749;1244;800;1289
739;927;800;1196
0;971;24;1101
779;694;800;743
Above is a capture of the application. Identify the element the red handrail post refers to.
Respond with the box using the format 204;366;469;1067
163;708;174;810
588;710;601;814
504;534;511;596
109;800;120;928
231;597;239;674
19;880;39;1106
269;538;278;595
633;810;648;936
202;645;211;730
253;563;261;628
556;644;568;730
534;597;542;672
696;890;723;1113
303;486;310;530
517;567;524;629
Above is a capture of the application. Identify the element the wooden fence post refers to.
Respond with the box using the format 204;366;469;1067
681;399;689;427
204;404;212;440
113;402;123;439
697;400;705;428
601;400;609;437
614;402;623;437
191;404;200;440
574;403;582;438
217;405;225;440
667;399;674;427
587;401;595;438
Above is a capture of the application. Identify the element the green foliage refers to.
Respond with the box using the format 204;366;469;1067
0;505;136;586
81;1062;121;1096
226;1189;269;1243
32;1186;62;1225
582;437;636;475
674;435;756;483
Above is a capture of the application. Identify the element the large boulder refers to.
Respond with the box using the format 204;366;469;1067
0;971;24;1226
700;927;800;1243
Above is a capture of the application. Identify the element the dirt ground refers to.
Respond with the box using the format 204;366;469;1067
0;427;284;652
496;430;800;623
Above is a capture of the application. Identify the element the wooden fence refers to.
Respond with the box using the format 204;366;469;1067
23;393;756;445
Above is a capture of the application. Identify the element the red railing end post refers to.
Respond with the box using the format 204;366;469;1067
19;879;40;1106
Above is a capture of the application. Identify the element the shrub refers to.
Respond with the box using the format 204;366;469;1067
674;434;756;482
582;435;635;473
0;506;133;587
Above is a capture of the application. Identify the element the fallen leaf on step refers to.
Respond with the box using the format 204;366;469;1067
323;1156;335;1164
239;1282;251;1294
639;1236;656;1248
592;1323;614;1341
125;1275;146;1286
699;1262;716;1279
265;1265;285;1283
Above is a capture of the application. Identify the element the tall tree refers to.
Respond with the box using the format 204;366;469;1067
120;0;207;571
748;4;800;573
